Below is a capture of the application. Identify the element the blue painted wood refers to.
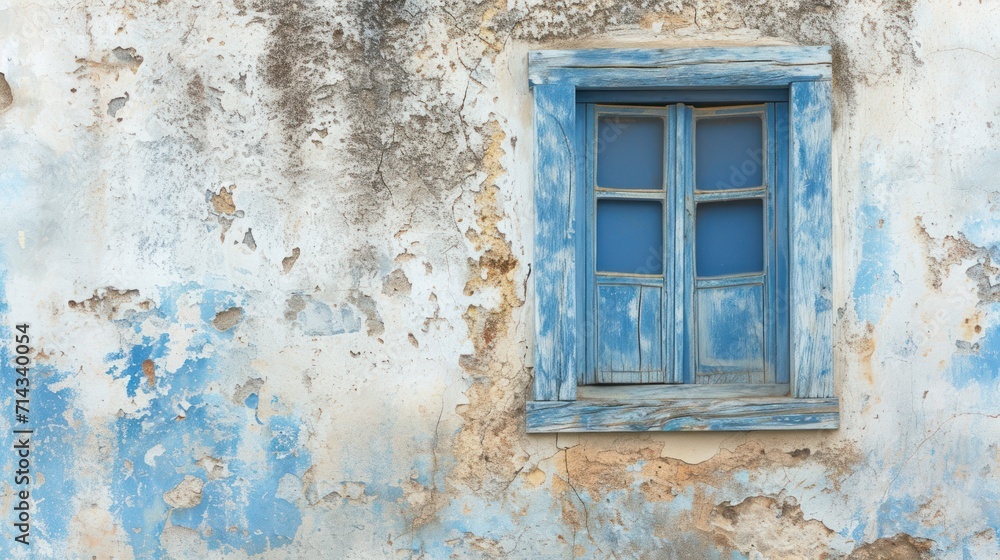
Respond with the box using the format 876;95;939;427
578;383;790;400
587;105;670;385
595;190;670;200
594;275;666;286
583;105;597;386
529;46;832;75
576;89;788;104
533;84;578;401
664;105;679;383
674;105;694;384
531;66;831;89
596;284;642;376
789;81;833;398
575;103;590;386
595;285;664;383
764;103;778;385
529;47;836;429
695;273;765;289
692;189;766;203
526;397;839;432
696;284;765;381
690;104;778;386
639;285;663;381
775;102;790;384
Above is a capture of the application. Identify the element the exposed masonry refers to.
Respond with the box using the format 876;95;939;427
211;306;244;331
0;73;12;111
2;0;999;557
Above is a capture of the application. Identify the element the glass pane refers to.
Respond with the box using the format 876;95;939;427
696;199;764;276
596;200;663;275
596;116;664;190
695;116;764;191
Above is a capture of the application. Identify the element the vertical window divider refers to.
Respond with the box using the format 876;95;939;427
578;102;594;386
664;104;678;384
675;104;694;384
764;103;778;385
775;102;791;386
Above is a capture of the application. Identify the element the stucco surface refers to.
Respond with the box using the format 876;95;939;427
0;0;999;558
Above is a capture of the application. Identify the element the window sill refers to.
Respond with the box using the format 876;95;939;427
577;383;791;400
526;394;839;433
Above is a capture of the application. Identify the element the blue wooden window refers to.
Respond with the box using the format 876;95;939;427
528;47;837;432
584;103;783;389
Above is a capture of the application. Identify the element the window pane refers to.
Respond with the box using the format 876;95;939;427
596;116;664;190
596;200;663;275
696;199;764;276
695;116;764;191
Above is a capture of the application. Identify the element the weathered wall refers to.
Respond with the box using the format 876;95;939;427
0;0;998;558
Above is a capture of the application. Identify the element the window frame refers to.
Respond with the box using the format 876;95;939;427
528;46;837;432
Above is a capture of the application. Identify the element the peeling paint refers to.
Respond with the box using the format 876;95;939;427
0;73;12;112
211;306;244;331
847;533;935;559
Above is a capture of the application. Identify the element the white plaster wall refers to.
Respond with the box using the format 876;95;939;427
0;0;998;558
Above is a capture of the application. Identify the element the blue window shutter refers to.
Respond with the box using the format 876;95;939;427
587;105;670;384
594;284;664;382
532;84;578;401
689;104;776;385
789;81;833;398
575;102;593;386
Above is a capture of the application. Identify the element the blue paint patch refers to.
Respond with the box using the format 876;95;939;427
113;357;311;556
847;515;867;545
290;295;361;336
0;256;80;552
22;366;77;549
0;164;29;197
959;215;1000;255
950;312;1000;388
853;204;896;324
815;294;832;313
412;494;520;558
104;285;310;558
874;494;950;550
121;334;170;397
